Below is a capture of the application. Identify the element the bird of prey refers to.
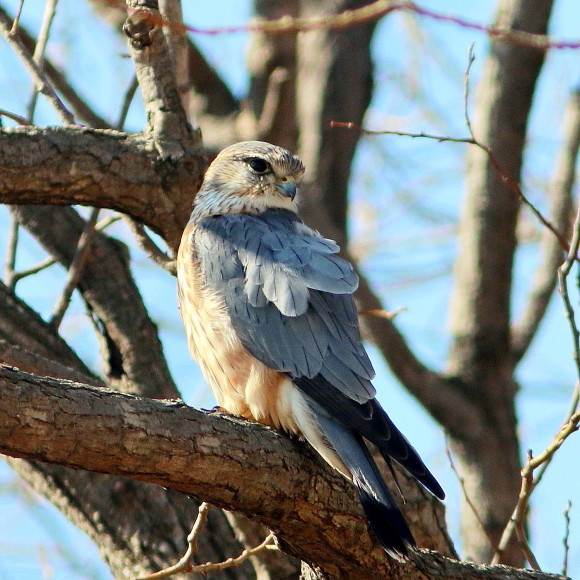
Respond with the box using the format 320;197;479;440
177;140;444;560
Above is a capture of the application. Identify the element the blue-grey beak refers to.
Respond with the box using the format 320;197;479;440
276;178;297;200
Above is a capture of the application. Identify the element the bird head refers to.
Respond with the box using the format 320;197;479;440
192;141;305;219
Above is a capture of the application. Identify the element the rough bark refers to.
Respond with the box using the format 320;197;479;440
0;127;200;249
0;366;569;580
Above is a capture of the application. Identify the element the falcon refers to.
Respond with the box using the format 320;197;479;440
177;141;444;560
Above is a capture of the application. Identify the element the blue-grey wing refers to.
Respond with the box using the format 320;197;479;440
194;209;375;403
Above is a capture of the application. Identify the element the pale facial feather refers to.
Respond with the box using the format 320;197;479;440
192;141;305;220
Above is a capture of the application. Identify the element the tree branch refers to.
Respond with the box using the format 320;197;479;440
0;366;570;580
0;126;203;249
123;0;201;158
446;0;554;564
0;5;112;128
11;204;178;398
0;9;75;124
0;282;251;579
512;90;580;360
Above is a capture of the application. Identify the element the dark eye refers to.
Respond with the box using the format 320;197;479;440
248;158;270;174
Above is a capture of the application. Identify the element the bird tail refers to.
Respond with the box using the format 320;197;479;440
303;396;415;561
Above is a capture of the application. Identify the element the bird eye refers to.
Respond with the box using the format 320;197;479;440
248;158;270;174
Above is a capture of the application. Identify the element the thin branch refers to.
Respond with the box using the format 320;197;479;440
512;90;580;360
177;0;580;50
50;208;100;330
0;11;74;125
26;0;59;122
512;451;541;571
8;257;57;286
0;107;32;125
330;121;474;144
444;437;495;551
96;215;123;231
186;532;276;576
0;5;110;128
331;46;573;259
3;211;19;290
562;501;571;577
123;216;176;275
557;200;580;384
9;0;25;34
97;0;579;50
492;412;580;565
139;502;211;579
256;67;289;139
358;306;406;320
116;75;139;130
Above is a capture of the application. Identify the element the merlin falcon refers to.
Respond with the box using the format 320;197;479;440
177;141;444;560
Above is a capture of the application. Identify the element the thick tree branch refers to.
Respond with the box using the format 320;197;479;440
0;366;569;580
0;127;202;250
0;282;251;579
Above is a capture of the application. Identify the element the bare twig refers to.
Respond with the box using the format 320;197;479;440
557;201;580;383
0;5;110;128
9;0;25;34
138;502;211;579
176;0;580;50
492;192;580;561
27;0;59;122
50;208;100;330
138;498;277;579
96;215;123;231
123;217;176;275
116;75;139;130
96;0;579;50
331;46;573;259
512;451;541;571
186;532;277;576
444;437;495;551
512;90;580;360
358;307;406;320
492;412;580;565
562;501;571;576
3;212;19;290
0;107;32;126
8;257;57;287
0;11;74;125
330;121;474;144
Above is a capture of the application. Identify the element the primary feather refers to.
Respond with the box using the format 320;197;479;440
177;141;444;560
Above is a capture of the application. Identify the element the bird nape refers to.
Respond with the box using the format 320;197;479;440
177;140;445;561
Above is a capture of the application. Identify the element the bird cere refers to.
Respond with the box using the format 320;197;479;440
177;141;444;560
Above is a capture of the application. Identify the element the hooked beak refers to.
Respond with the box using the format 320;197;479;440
276;178;297;200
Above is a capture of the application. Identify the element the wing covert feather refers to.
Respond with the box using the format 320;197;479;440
194;210;375;403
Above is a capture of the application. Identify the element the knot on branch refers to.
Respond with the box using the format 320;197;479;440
123;8;158;49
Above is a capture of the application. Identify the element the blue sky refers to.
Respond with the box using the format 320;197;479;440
0;0;579;577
